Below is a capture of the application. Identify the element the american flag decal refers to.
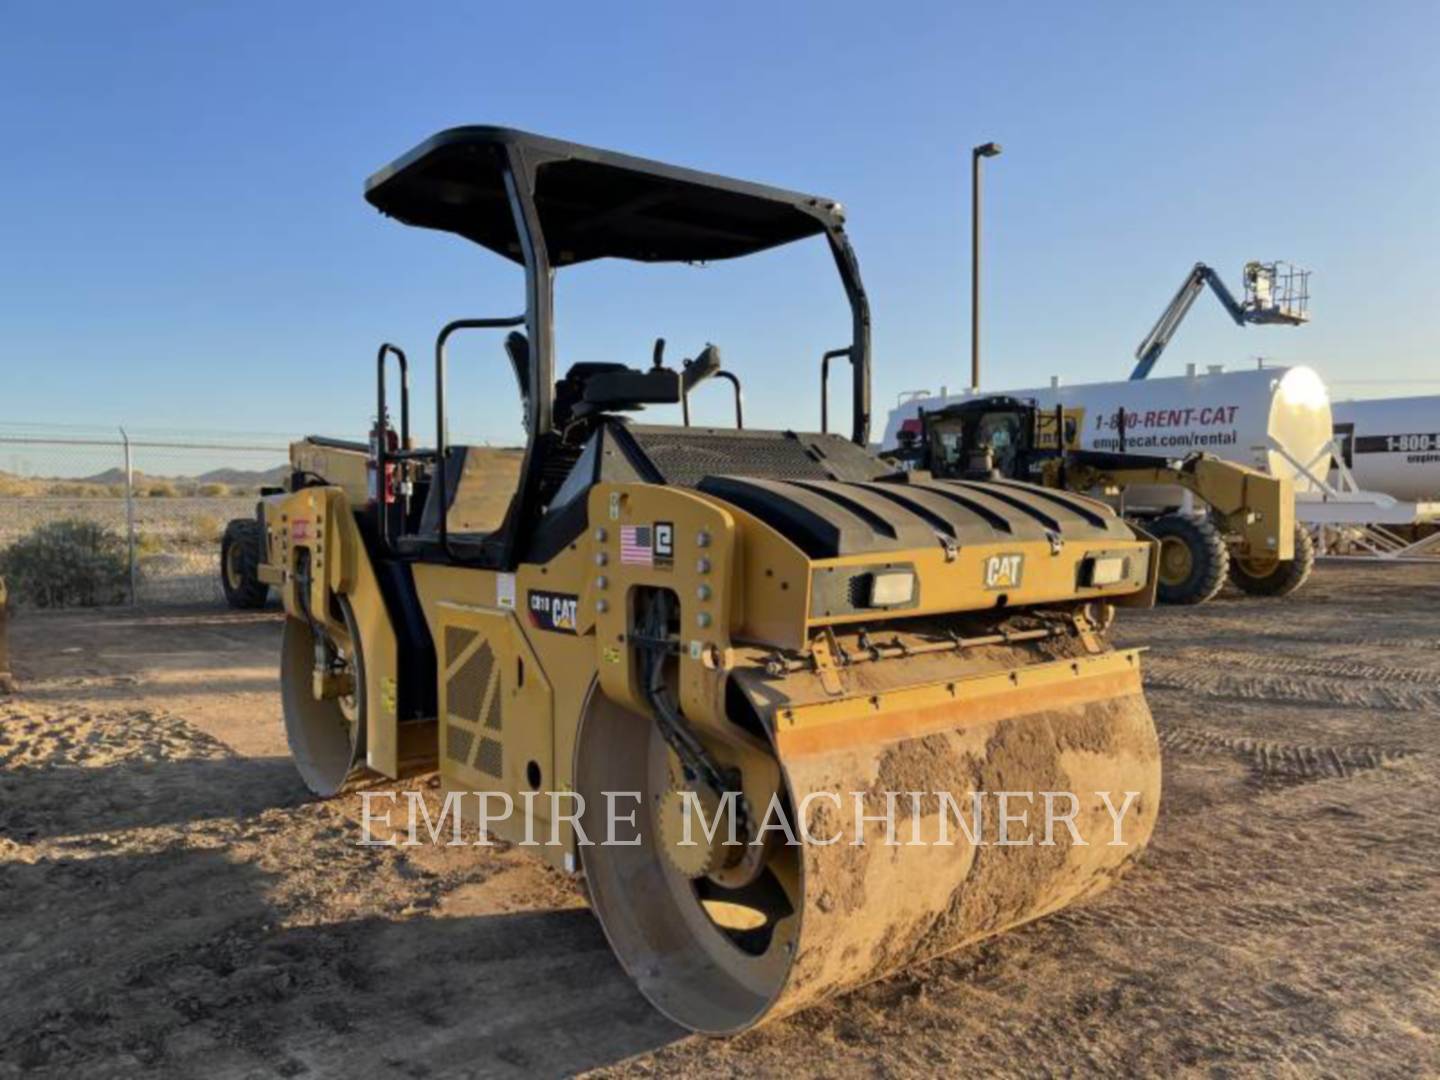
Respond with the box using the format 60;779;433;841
620;525;653;566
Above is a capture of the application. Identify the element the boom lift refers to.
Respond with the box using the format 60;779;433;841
899;395;1312;604
1130;261;1310;380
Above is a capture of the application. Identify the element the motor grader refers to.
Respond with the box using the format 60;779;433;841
895;395;1313;605
258;126;1164;1033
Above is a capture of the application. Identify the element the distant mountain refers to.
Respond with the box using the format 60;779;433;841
69;464;288;486
195;465;289;485
81;467;131;485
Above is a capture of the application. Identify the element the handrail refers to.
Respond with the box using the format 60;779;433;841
435;316;527;562
819;347;851;434
375;343;408;552
680;370;745;429
715;371;744;429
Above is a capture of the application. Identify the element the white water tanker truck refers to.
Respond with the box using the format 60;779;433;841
1331;394;1440;503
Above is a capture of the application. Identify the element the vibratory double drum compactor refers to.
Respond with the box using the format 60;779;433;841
254;128;1164;1032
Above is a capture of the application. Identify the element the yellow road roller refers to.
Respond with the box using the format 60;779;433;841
257;126;1163;1033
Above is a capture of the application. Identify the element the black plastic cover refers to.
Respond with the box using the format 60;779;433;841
364;127;843;267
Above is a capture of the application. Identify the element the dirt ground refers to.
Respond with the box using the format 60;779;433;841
2;563;1438;1078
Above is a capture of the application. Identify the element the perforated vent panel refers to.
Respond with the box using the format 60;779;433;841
448;641;494;725
477;737;503;778
484;687;502;732
445;625;478;668
446;724;476;767
444;629;502;776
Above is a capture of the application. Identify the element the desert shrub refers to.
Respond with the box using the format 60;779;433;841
178;513;225;545
197;482;229;497
0;519;129;607
47;482;110;498
146;481;179;498
136;531;165;558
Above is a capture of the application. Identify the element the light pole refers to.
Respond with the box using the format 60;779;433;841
971;141;1002;392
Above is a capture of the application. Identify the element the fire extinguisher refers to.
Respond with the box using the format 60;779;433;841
368;413;399;504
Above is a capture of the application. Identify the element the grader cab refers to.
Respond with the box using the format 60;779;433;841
258;127;1164;1032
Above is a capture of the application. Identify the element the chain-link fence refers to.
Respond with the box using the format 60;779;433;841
0;425;293;607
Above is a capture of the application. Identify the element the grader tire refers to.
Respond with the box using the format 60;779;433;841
1149;514;1228;606
221;518;270;609
1229;523;1315;598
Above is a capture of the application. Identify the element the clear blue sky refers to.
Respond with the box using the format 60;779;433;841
3;1;1437;445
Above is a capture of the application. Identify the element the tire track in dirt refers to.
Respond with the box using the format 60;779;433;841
1259;634;1440;652
1153;649;1440;687
1141;668;1440;711
1157;726;1416;784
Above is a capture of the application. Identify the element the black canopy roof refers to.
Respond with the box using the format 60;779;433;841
363;126;845;267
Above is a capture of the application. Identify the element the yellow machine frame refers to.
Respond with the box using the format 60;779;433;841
260;124;1169;1034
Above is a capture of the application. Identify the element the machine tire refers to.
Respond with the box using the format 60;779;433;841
220;518;270;609
1229;523;1315;598
1149;514;1228;605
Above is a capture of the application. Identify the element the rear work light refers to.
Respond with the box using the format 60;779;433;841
866;570;917;607
1083;555;1130;587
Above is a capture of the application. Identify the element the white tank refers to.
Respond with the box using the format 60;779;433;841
882;365;1334;494
1331;395;1440;502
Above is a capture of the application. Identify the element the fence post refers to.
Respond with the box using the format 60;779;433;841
120;426;136;606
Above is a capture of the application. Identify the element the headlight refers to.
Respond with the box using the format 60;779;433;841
1084;556;1130;587
866;570;917;607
